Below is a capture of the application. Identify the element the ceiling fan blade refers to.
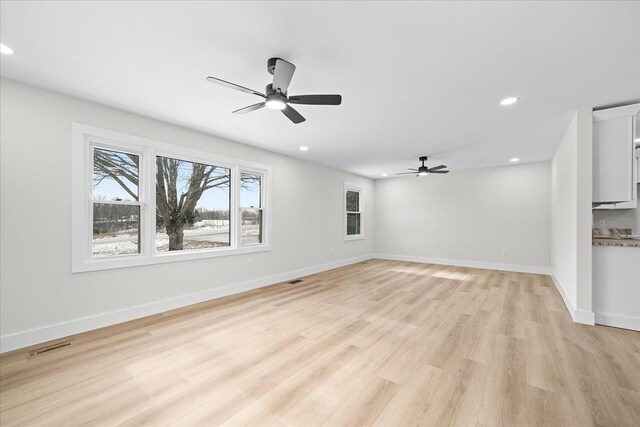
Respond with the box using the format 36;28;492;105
233;102;266;114
288;94;342;105
427;165;447;171
282;105;306;124
273;59;296;93
429;170;450;174
206;76;265;98
396;172;417;175
407;168;419;171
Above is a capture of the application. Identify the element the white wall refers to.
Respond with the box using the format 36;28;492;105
576;108;593;319
0;79;374;351
551;114;578;309
374;162;551;272
550;109;594;324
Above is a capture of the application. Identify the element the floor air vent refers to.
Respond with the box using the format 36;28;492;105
288;279;303;284
28;341;73;357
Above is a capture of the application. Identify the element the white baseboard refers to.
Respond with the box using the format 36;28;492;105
373;253;552;275
2;255;600;354
574;309;596;325
550;273;595;325
595;312;640;331
0;254;373;354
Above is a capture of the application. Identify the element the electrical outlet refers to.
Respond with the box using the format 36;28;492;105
247;258;253;269
409;242;415;249
598;219;606;226
329;246;334;253
502;248;508;255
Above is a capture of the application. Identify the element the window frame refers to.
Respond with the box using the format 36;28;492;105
238;169;267;247
72;123;271;273
152;152;234;256
89;142;146;260
344;182;365;241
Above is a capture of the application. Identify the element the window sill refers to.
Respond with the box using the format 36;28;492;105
72;244;271;273
344;235;365;241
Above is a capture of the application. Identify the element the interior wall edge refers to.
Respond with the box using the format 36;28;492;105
373;253;552;275
551;271;595;325
0;254;374;354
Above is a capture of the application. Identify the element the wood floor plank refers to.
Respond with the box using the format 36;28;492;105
2;259;639;426
477;334;527;427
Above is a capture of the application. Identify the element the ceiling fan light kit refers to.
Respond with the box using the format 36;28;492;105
265;96;286;110
206;57;342;124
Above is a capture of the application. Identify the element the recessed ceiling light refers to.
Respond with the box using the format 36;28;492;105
510;157;520;162
381;173;388;177
299;146;309;152
0;43;14;55
500;97;518;106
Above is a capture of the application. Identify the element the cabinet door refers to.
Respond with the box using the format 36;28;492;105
593;117;633;203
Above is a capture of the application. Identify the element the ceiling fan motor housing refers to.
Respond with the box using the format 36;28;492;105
265;84;287;104
265;83;284;96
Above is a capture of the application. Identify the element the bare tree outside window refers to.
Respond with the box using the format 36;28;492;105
93;150;232;253
92;148;141;257
155;156;231;251
75;126;272;271
93;148;139;201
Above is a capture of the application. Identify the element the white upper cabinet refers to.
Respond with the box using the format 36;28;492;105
593;116;633;203
592;104;639;209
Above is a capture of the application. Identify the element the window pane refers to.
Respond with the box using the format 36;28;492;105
240;173;261;208
93;148;139;202
241;208;263;245
155;156;231;252
92;203;140;257
346;190;359;212
347;213;361;235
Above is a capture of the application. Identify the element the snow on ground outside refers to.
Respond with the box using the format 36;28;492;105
92;225;259;257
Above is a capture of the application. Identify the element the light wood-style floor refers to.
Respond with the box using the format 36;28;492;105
1;259;640;426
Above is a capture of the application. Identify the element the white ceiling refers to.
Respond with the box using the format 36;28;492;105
1;1;638;178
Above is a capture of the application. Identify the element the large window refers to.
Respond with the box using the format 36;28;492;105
344;182;364;240
72;124;270;272
155;156;231;252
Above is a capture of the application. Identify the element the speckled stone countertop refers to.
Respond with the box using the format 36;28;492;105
593;228;640;248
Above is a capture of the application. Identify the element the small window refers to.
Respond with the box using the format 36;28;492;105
344;183;364;240
155;156;231;252
240;172;263;245
92;147;142;258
